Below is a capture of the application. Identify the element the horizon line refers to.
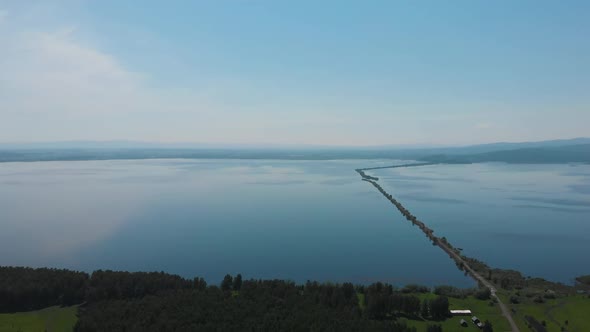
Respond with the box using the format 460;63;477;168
0;137;588;150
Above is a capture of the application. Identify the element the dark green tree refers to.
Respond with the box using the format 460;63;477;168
421;299;429;318
475;287;491;300
403;295;420;315
342;282;355;300
429;296;449;319
221;274;233;291
194;277;207;290
233;274;242;291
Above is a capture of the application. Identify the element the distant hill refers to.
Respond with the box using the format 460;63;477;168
0;138;588;164
421;144;590;164
402;137;590;156
1;137;589;152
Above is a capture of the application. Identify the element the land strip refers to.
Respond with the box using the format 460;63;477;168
356;163;520;332
356;162;436;171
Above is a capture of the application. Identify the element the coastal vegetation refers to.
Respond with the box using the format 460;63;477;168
0;267;87;312
0;267;458;331
1;266;589;331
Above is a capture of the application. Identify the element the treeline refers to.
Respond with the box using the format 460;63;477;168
357;163;435;171
356;169;379;181
0;266;87;312
364;282;449;320
76;277;440;331
461;256;579;297
0;267;193;312
1;266;460;331
86;270;193;302
361;178;437;244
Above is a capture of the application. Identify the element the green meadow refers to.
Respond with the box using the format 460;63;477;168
402;293;510;332
504;294;590;332
0;306;77;332
398;292;590;332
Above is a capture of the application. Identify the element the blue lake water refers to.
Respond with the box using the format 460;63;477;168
0;159;588;286
369;163;590;284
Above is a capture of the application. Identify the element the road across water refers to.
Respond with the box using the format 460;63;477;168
357;163;520;332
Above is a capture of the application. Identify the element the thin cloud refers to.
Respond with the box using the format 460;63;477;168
0;12;222;142
1;27;147;114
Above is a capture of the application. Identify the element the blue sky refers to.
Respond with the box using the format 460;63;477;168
0;0;588;146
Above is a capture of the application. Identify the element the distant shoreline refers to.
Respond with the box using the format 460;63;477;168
1;142;589;164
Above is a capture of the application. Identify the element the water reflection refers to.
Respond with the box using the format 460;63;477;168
0;159;474;287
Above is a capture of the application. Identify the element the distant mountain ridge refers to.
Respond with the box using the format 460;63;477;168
1;137;589;151
395;137;590;155
0;138;588;164
421;143;590;164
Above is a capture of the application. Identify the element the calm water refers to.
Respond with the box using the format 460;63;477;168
0;160;587;286
0;159;473;287
369;163;590;284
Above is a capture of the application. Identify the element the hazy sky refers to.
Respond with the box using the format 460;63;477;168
1;1;588;146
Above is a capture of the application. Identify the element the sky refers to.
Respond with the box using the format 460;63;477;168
0;1;589;146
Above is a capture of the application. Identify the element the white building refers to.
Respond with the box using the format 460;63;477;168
450;309;472;316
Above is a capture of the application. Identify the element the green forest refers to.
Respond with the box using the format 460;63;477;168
0;266;474;332
2;267;589;331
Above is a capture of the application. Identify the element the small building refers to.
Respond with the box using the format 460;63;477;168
472;316;484;329
450;309;472;316
460;319;468;327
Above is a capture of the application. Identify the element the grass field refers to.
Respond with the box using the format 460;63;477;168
0;306;77;332
400;292;590;332
401;293;511;332
502;293;590;332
